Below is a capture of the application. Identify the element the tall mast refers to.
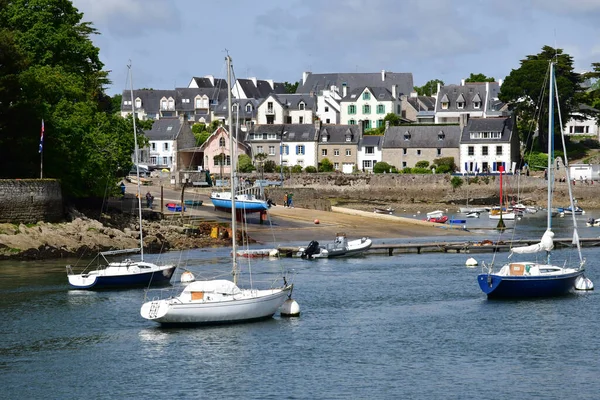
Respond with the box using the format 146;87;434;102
227;55;238;285
547;62;554;232
128;62;144;260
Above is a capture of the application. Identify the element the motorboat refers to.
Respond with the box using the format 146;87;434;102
298;233;372;259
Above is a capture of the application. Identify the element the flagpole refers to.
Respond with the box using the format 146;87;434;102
39;119;45;179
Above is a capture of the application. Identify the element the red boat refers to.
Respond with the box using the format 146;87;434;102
426;215;448;224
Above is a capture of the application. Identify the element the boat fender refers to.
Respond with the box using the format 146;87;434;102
525;265;531;273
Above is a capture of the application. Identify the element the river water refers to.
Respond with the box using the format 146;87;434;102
2;213;600;399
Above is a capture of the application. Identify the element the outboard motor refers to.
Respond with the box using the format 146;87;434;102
300;240;320;259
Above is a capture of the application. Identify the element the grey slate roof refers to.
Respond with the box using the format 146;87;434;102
175;88;227;111
213;98;260;118
246;124;284;142
383;125;461;148
297;71;413;97
143;118;182;140
407;96;436;111
122;89;175;113
258;93;316;110
235;79;287;99
359;135;383;149
460;117;513;143
319;125;361;144
283;124;319;142
435;82;503;112
341;87;395;102
190;76;228;89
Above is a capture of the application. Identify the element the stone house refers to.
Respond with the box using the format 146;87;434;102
244;124;285;167
434;81;505;123
317;124;362;172
400;94;436;123
382;125;461;170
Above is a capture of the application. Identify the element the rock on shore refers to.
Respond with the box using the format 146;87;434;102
0;209;230;260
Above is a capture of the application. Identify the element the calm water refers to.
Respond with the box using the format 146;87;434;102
2;217;600;399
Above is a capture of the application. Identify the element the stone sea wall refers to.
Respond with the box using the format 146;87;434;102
0;179;64;223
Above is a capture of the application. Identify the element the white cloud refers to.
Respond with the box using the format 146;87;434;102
72;0;181;37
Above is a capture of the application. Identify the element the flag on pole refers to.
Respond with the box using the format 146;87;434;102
39;119;44;153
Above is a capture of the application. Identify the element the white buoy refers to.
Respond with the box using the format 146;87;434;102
280;298;300;317
180;271;195;283
465;257;478;267
269;249;279;257
575;275;594;291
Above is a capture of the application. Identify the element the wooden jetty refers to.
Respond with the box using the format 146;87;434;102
278;237;600;257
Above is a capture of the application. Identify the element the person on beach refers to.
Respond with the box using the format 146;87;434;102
287;192;294;208
283;193;288;208
145;191;154;209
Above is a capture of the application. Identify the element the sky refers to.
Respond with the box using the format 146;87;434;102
71;0;600;96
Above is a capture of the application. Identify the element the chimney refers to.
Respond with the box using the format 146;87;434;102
385;120;390;131
204;75;215;86
392;84;397;99
314;118;321;131
302;71;311;85
342;83;348;97
461;79;465;86
381;69;386;81
267;79;274;89
459;114;469;131
436;82;442;95
250;77;257;86
498;79;503;86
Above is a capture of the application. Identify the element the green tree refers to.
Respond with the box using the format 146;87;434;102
365;113;402;135
284;81;299;93
499;45;584;152
238;154;254;173
0;0;132;198
319;158;334;172
253;152;268;176
415;160;430;168
464;73;495;82
433;157;457;172
414;79;444;96
263;160;276;173
110;94;122;114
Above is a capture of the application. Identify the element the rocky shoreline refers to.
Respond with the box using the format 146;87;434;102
0;208;231;261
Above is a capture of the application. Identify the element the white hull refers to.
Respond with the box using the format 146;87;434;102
489;212;516;220
141;280;292;325
459;206;487;213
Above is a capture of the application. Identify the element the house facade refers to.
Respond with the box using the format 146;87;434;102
357;135;383;172
564;105;599;137
382;125;461;170
317;125;362;172
340;86;402;131
400;94;436;123
198;126;249;176
256;94;315;125
458;116;520;174
244;124;285;167
140;116;196;178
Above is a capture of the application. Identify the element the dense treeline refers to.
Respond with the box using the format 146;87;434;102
0;0;137;198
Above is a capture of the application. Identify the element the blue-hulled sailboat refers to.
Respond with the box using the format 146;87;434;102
477;61;592;298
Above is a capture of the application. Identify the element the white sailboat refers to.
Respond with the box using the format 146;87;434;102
478;61;592;298
140;55;294;325
66;63;176;289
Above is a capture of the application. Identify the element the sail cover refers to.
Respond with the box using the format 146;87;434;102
511;229;554;254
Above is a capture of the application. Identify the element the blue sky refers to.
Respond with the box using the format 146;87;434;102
72;0;600;96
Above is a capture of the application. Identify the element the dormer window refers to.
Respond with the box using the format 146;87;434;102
345;136;352;142
404;131;411;141
135;98;142;108
442;102;449;110
440;94;449;110
167;98;174;110
438;131;445;140
219;137;226;147
161;98;167;110
363;92;371;100
299;102;305;110
246;103;252;112
322;135;328;142
473;101;481;109
457;102;464;109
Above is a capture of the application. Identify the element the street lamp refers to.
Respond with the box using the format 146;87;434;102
280;131;287;184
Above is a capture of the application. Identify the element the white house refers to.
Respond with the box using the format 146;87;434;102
570;164;600;181
316;87;342;124
256;94;315;125
434;81;506;123
564;105;599;137
357;135;383;172
458;116;520;174
281;122;320;168
340;86;402;131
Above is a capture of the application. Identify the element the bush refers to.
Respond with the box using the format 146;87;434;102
415;160;430;168
401;167;412;174
263;160;277;173
410;167;432;174
373;161;395;173
304;166;317;173
435;164;452;174
433;157;457;172
291;165;303;173
319;158;334;172
450;176;463;191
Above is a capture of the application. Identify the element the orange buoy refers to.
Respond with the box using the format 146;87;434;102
314;219;320;224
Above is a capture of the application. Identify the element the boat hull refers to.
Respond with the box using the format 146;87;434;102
67;264;176;290
141;285;293;325
477;270;583;298
210;195;269;213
